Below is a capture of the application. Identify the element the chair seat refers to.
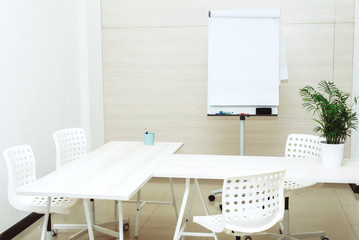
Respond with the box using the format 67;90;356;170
13;195;80;215
284;180;317;198
194;170;285;240
284;180;317;190
193;214;224;233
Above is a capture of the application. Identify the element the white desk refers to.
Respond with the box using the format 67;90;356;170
154;154;359;183
16;141;184;240
153;154;359;239
16;143;359;240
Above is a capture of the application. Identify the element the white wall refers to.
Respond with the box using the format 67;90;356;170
0;0;104;232
80;0;105;150
102;0;354;157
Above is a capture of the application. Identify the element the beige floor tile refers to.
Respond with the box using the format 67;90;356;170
285;222;357;240
320;183;352;190
289;187;341;206
289;204;349;225
351;225;359;239
335;189;359;207
12;180;359;240
343;206;359;225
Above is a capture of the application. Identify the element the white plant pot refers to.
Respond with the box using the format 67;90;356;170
320;141;344;168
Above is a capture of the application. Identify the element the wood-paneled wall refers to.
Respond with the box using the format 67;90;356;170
101;0;354;157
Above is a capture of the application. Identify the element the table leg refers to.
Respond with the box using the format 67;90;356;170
135;189;141;237
118;200;124;240
41;196;51;240
169;177;179;219
114;200;118;221
173;178;190;240
184;180;197;222
172;179;218;240
83;199;95;240
194;179;210;215
90;199;95;223
195;179;218;240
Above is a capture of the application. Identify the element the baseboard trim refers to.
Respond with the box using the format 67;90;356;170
350;183;359;194
0;213;44;240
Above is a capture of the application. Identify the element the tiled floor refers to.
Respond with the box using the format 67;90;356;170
13;178;359;240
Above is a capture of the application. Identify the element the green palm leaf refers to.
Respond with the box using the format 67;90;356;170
299;80;358;144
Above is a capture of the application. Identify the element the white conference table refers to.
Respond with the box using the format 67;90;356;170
16;141;184;240
17;141;359;240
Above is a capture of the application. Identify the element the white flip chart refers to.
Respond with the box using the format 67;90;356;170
207;9;288;115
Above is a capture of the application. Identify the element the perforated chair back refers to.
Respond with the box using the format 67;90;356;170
222;170;285;233
4;144;81;240
3;145;37;208
53;128;87;169
285;134;321;159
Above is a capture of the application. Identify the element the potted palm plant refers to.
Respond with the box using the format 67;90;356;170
299;80;358;167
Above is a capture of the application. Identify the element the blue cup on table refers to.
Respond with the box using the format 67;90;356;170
144;132;155;145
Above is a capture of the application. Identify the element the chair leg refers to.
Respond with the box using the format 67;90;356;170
280;196;327;240
83;199;95;240
70;199;95;239
114;200;118;221
45;214;53;240
41;197;52;240
283;196;289;235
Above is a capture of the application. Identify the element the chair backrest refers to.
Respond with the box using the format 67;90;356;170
285;134;321;159
53;128;87;169
222;170;285;233
3;145;37;208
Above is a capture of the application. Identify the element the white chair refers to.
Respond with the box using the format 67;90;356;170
282;134;328;240
53;128;87;169
193;170;286;240
52;128;92;239
53;128;130;239
3;145;81;240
